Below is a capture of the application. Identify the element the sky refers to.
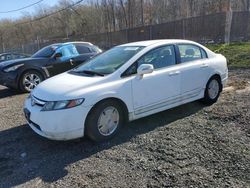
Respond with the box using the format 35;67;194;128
0;0;60;20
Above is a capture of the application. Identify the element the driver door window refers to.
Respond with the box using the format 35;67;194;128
50;45;79;76
138;45;176;69
56;44;79;60
122;45;176;77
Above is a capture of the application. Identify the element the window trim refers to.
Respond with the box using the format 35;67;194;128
121;44;178;78
200;48;208;59
176;43;208;64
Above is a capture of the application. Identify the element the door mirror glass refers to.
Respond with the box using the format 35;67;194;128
137;64;154;75
54;52;62;59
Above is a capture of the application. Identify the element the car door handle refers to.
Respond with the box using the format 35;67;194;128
200;64;208;68
70;59;74;65
168;71;180;76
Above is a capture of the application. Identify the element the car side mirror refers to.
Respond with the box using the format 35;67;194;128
137;64;154;76
54;52;62;59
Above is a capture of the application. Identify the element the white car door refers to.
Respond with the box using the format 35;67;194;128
177;44;210;99
129;45;181;115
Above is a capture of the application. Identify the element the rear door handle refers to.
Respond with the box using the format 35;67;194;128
169;71;180;76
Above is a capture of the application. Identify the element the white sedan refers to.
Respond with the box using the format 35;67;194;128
24;40;228;141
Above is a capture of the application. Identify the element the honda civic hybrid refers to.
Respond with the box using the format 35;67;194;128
24;40;228;141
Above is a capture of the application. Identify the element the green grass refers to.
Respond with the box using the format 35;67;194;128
206;43;250;68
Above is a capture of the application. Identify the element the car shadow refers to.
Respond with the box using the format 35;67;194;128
0;87;23;99
0;101;205;187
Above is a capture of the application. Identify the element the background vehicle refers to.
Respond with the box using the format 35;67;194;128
0;53;30;62
0;42;102;92
24;40;228;142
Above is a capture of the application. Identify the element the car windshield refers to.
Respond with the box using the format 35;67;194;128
73;46;144;75
32;45;61;58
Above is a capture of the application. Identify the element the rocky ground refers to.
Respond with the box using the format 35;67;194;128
0;68;249;188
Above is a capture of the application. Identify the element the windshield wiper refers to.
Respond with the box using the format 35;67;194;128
74;70;105;77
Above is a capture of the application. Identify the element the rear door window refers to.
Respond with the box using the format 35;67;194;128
75;45;91;54
178;44;207;63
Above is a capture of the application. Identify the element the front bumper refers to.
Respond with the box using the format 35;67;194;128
0;70;19;89
221;71;228;88
24;97;92;141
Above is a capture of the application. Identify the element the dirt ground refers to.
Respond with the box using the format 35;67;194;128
0;68;249;188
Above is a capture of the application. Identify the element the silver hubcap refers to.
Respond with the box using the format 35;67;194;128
97;106;119;136
23;73;41;91
208;79;220;99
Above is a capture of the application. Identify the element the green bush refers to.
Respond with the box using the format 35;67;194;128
206;43;250;68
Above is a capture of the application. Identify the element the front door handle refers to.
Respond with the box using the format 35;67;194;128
169;71;180;76
70;59;74;66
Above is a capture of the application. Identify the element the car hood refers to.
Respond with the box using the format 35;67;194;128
0;57;45;68
32;72;107;101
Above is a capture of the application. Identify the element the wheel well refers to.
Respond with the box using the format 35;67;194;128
18;69;45;89
86;97;129;126
209;74;222;91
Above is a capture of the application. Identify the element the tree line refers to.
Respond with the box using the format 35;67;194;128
0;0;249;52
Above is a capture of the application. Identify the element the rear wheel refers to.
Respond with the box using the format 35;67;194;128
202;76;221;105
85;100;125;142
19;70;44;92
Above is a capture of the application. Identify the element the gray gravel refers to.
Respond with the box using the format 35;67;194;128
0;68;249;188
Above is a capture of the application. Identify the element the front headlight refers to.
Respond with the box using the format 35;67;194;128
4;64;24;72
41;99;84;111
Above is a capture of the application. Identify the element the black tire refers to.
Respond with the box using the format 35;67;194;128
202;76;222;105
85;100;125;142
19;70;44;93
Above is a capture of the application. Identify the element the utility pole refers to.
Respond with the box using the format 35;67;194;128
225;0;232;44
140;0;144;25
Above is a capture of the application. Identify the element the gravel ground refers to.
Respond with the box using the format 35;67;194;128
0;68;249;188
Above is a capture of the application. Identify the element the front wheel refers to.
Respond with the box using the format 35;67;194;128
202;76;221;105
19;70;44;92
85;100;125;142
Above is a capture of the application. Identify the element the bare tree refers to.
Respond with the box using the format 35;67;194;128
0;0;249;52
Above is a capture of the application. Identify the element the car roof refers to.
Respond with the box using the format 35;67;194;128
47;43;62;47
119;39;199;47
48;42;94;48
63;41;93;46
